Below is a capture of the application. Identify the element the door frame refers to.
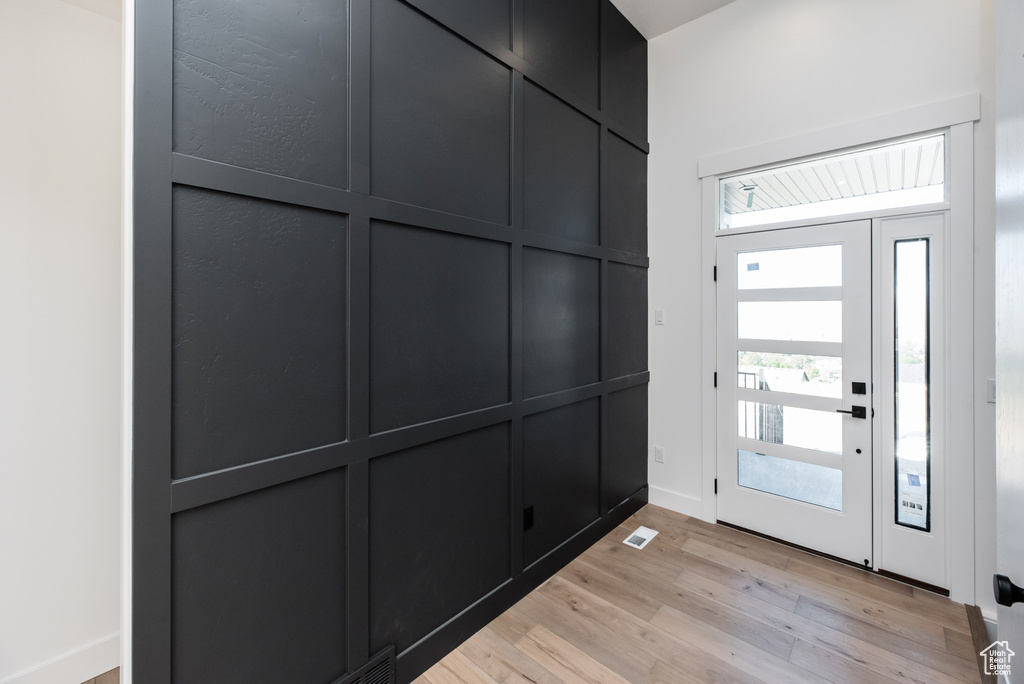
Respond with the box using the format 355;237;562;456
697;95;979;603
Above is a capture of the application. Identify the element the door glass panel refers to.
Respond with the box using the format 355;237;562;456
737;401;842;454
894;239;930;531
737;352;842;398
738;301;842;342
738;449;842;511
737;245;842;290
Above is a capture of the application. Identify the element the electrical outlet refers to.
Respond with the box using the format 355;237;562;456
654;446;664;463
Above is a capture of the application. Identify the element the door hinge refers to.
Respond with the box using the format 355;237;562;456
714;371;718;388
713;265;717;282
714;478;718;494
523;505;534;531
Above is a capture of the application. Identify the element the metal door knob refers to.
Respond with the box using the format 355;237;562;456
994;574;1024;607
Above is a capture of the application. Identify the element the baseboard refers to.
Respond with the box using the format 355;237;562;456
648;486;703;518
984;614;998;643
1;634;119;684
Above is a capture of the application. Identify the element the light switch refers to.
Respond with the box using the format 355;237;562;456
655;309;665;325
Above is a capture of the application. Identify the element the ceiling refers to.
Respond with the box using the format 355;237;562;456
608;0;738;39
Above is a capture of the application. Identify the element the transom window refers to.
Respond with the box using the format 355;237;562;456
719;133;945;230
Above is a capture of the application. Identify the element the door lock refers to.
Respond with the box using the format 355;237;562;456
836;406;867;419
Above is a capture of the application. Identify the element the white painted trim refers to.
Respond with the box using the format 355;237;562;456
0;635;119;684
947;121;976;605
700;176;718;523
698;94;980;179
984;614;998;644
716;201;950;238
649;486;705;519
871;218;884;572
120;0;134;680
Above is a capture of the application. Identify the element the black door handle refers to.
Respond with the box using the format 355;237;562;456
994;574;1024;607
836;406;867;419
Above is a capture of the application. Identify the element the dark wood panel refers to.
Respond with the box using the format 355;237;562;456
171;470;347;684
601;0;648;140
370;0;511;225
602;131;648;255
522;0;599;108
603;385;648;511
606;262;648;379
369;424;511;654
523;248;600;398
523;81;600;244
523;399;601;566
171;187;346;479
172;0;349;188
138;0;649;680
411;0;511;49
369;221;510;433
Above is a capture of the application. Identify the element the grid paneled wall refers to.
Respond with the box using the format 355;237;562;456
133;1;649;682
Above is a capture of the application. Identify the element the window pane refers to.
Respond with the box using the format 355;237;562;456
738;352;842;398
720;134;945;230
895;239;930;530
737;245;842;290
738;449;842;511
738;301;842;342
737;401;842;454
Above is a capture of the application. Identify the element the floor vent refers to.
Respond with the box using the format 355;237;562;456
622;525;658;550
337;646;395;684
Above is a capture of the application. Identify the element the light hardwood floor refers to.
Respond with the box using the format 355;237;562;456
416;504;985;684
82;667;118;684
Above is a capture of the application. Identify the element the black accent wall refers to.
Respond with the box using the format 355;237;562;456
133;1;648;682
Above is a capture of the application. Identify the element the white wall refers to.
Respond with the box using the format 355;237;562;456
648;0;996;613
0;0;123;681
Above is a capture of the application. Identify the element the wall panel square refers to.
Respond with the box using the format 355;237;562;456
369;221;510;433
171;187;346;478
172;0;349;188
428;0;511;49
601;0;648;139
523;0;599;107
602;132;648;254
603;385;647;511
523;399;600;565
371;0;511;225
606;262;647;379
171;470;347;684
369;425;511;654
524;82;600;244
523;248;600;397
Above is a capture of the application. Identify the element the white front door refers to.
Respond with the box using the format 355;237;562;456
716;220;872;565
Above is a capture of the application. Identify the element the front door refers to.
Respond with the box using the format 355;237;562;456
716;220;872;565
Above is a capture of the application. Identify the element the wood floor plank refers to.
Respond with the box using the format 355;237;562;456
560;557;661;620
487;601;537;644
514;585;658;682
515;625;633;684
650;604;828;684
535;575;761;684
787;556;970;632
683;537;951;650
458;626;566;684
794;596;978;682
420;505;982;684
945;623;979;661
788;639;901;684
673;566;976;684
577;550;797;660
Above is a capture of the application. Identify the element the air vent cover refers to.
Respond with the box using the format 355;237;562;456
336;646;395;684
622;525;658;550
